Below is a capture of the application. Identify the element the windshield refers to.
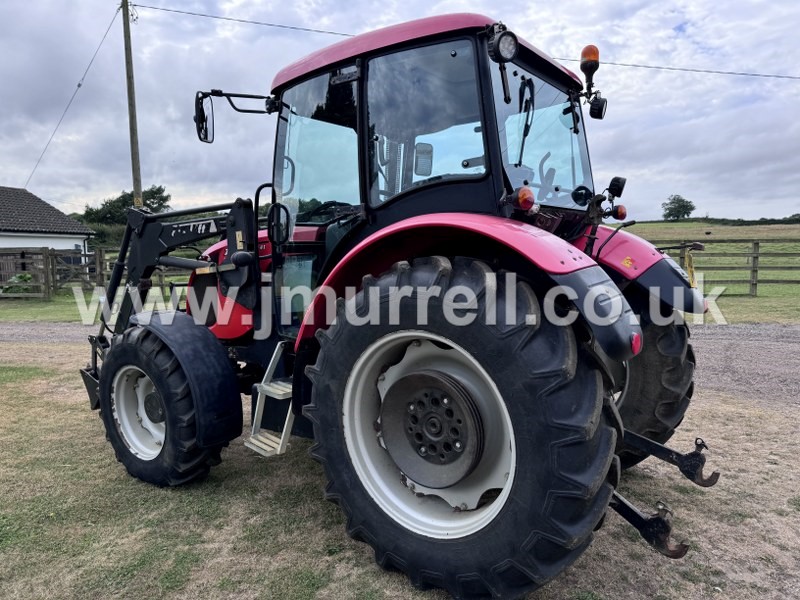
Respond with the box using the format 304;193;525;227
491;63;594;209
367;39;486;205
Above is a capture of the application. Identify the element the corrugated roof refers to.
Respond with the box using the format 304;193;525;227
0;186;93;236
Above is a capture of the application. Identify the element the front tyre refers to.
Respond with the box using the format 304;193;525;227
304;257;619;598
616;314;695;469
98;326;220;486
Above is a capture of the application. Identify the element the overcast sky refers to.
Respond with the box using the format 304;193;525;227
1;0;799;220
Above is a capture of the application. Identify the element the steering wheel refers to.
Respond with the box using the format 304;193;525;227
297;200;353;222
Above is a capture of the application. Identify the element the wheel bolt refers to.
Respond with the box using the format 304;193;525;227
408;403;416;413
418;446;427;456
442;397;450;406
454;441;463;452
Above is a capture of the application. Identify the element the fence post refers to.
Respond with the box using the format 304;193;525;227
749;240;760;297
51;249;58;296
41;248;52;300
95;249;105;288
678;246;687;270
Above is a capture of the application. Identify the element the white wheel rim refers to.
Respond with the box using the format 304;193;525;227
111;366;165;461
343;331;516;539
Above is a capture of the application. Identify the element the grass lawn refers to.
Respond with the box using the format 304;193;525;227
0;293;85;323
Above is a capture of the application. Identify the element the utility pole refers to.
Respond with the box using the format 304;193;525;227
121;0;143;208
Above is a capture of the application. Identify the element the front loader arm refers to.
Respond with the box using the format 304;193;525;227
81;198;258;411
105;198;257;335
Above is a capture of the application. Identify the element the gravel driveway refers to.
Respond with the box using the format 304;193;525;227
2;321;798;408
690;323;800;409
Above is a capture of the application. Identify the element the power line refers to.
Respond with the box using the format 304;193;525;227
133;3;799;81
25;8;121;189
131;4;353;37
553;57;800;81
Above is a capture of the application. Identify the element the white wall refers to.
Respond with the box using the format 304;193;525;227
0;232;89;251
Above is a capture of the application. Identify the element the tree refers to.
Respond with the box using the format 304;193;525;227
661;194;696;221
83;185;171;224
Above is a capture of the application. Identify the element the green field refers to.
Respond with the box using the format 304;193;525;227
628;221;800;324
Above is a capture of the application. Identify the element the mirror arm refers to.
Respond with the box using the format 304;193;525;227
206;89;272;114
224;96;268;114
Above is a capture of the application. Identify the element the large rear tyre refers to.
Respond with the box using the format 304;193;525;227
304;257;619;599
616;314;695;469
98;326;221;486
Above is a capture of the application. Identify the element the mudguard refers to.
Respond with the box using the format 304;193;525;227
130;311;242;447
295;213;642;361
635;256;705;313
572;226;704;314
551;265;641;361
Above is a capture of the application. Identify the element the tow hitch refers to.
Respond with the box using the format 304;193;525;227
624;432;720;487
610;493;689;558
611;434;720;558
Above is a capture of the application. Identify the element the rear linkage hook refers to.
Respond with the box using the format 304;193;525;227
623;432;720;487
610;492;689;559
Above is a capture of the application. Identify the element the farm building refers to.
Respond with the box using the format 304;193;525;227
0;186;93;251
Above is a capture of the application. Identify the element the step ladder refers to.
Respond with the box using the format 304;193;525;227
244;341;295;457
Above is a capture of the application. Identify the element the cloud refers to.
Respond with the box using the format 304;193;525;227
1;0;798;221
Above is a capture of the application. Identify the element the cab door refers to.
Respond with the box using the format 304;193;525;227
271;64;363;337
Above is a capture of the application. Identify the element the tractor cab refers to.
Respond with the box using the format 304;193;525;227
194;14;610;339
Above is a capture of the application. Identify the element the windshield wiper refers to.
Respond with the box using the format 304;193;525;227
514;78;535;167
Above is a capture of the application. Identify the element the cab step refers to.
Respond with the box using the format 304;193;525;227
244;341;295;458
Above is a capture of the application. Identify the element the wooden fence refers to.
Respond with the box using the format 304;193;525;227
653;238;800;296
1;239;798;300
0;248;186;300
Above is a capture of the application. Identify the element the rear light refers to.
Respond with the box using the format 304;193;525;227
511;186;535;211
630;332;643;356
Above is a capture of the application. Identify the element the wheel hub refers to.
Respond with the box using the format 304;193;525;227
380;369;483;489
144;392;165;423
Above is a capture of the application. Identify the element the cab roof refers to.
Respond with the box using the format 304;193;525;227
271;13;581;91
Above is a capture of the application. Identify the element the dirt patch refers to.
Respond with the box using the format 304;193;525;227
0;324;798;599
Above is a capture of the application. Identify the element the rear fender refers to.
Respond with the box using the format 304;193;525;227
572;226;704;314
129;311;242;447
296;213;641;361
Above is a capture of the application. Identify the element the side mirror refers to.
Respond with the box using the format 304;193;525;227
608;176;626;198
571;185;593;207
267;202;291;247
414;143;433;177
194;92;214;143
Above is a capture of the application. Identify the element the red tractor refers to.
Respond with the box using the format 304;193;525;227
80;14;718;599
